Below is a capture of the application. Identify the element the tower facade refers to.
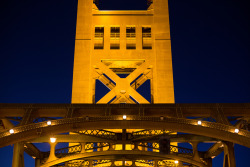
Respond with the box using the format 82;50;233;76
72;0;174;104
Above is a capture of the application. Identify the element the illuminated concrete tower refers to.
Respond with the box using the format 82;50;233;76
72;0;174;104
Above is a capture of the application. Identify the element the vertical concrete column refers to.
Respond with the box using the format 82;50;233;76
120;25;126;50
190;142;201;162
35;158;41;167
46;142;57;162
104;25;110;50
12;142;25;167
223;142;236;167
81;143;86;153
136;25;142;51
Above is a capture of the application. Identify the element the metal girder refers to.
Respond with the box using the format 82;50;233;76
129;129;172;140
0;117;249;148
204;142;224;159
24;143;42;159
41;150;207;167
77;129;117;140
0;103;249;117
29;135;114;143
28;134;217;143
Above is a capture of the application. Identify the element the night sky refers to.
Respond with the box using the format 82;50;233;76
0;0;250;166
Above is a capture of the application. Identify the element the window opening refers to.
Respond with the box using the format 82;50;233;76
142;27;152;49
110;27;120;49
126;27;136;49
94;27;104;49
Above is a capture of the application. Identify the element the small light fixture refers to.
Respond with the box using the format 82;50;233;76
9;129;14;134
123;115;127;120
174;160;179;164
160;116;164;121
211;156;216;159
50;137;56;143
197;120;202;125
234;128;239;133
47;120;52;125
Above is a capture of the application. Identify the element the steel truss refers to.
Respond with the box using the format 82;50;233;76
0;103;249;167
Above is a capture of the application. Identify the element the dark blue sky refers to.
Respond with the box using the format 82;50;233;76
0;0;249;166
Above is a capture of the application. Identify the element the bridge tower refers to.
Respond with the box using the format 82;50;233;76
0;1;248;167
71;0;175;104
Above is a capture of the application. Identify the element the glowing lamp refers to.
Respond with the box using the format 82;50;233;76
50;137;57;143
47;120;52;125
234;128;239;133
174;160;179;164
123;115;127;120
197;120;202;125
9;129;14;134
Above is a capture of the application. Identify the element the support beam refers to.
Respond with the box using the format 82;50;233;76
24;143;42;159
190;142;201;162
46;142;57;163
12;142;25;167
0;103;250;118
204;142;224;158
223;142;236;167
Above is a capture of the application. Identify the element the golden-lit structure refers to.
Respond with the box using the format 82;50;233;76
71;0;174;104
0;1;249;167
71;0;175;165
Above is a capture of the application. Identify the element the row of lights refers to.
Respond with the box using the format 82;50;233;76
7;119;240;141
196;120;239;133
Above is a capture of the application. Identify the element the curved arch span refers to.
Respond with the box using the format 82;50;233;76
0;117;249;148
41;150;206;167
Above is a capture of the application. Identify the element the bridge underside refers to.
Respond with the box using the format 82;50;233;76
0;103;249;167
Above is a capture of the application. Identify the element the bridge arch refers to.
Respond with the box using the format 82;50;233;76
41;150;207;167
0;117;249;148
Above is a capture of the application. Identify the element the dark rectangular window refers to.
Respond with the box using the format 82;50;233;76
110;27;120;49
142;27;152;49
94;27;104;49
126;27;136;49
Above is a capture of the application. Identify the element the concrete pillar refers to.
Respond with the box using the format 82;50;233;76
190;142;201;162
136;25;142;51
46;142;57;162
223;142;236;167
12;142;25;167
